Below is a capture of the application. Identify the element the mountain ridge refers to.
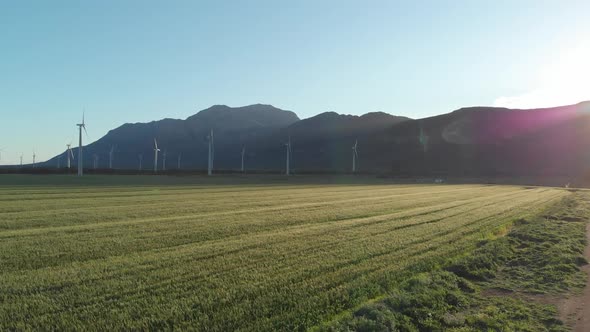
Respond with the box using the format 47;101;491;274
37;101;590;177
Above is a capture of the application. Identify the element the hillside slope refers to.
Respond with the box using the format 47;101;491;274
42;101;590;177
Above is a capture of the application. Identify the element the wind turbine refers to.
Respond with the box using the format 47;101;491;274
20;154;23;167
93;154;98;169
285;136;292;176
66;144;74;168
177;153;182;169
32;150;36;168
76;113;87;176
162;149;167;171
109;145;115;169
153;139;160;172
419;125;429;153
207;129;214;176
241;146;245;173
138;154;143;171
352;139;358;173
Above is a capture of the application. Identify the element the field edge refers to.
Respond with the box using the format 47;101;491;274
316;191;589;331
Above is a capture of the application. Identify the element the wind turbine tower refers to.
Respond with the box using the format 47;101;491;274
76;113;87;176
352;139;358;173
20;154;23;167
66;144;74;168
109;145;115;169
241;146;245;173
207;129;214;176
153;139;160;172
93;154;98;169
177;153;181;169
138;154;143;171
419;126;429;153
285;136;292;176
32;151;36;168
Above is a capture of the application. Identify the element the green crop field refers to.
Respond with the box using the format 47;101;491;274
0;176;568;330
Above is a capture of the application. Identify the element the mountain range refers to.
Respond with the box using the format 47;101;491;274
41;101;590;177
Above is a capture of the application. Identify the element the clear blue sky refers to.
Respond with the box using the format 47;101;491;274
1;0;590;165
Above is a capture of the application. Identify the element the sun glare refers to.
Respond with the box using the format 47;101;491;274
494;43;590;109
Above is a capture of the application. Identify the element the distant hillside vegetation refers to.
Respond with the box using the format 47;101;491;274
42;101;590;177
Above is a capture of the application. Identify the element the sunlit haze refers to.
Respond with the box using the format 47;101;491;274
494;42;590;109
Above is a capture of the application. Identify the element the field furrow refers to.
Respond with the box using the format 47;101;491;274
0;179;566;331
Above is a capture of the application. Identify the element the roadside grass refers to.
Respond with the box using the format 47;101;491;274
321;192;589;331
322;271;565;332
